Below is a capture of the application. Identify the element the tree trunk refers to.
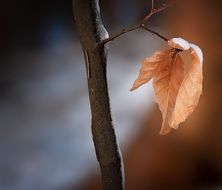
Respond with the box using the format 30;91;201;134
73;0;124;189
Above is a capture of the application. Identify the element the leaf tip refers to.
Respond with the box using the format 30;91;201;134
159;121;172;135
159;128;171;135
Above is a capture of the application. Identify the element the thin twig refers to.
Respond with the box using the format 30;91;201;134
141;0;174;23
151;0;154;11
141;25;168;41
101;25;142;44
101;1;174;45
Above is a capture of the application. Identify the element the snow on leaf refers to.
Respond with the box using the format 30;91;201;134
130;37;203;135
168;37;190;50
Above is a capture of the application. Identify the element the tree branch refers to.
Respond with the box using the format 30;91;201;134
73;0;124;190
101;0;173;45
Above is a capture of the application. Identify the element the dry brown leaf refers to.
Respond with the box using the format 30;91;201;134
130;37;203;135
170;44;203;128
153;53;184;135
130;50;173;91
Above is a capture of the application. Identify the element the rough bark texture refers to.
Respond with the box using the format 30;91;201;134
73;0;124;189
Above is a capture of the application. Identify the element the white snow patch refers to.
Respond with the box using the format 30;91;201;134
168;37;190;50
190;43;203;65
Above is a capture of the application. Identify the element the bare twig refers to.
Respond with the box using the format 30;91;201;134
141;25;168;41
151;0;155;11
141;0;174;23
101;25;142;44
101;1;173;45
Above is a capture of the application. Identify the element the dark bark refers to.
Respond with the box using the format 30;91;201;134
73;0;124;190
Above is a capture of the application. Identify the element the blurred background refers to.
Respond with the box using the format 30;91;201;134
1;0;222;189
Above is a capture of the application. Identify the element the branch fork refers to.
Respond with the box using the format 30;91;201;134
101;0;174;45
